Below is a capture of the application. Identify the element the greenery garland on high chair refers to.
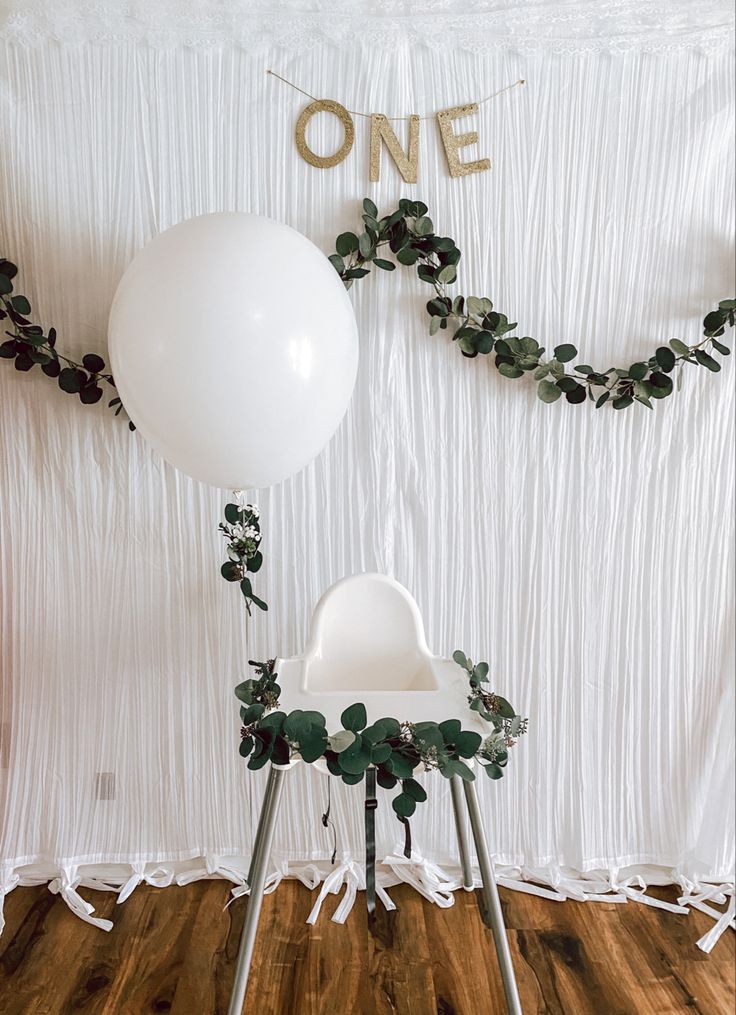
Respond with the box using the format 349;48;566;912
235;652;528;837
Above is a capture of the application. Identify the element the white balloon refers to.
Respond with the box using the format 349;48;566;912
108;213;358;489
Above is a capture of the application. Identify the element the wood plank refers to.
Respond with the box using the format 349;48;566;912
0;880;733;1015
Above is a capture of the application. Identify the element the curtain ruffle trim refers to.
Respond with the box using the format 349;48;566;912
0;1;733;53
1;856;733;953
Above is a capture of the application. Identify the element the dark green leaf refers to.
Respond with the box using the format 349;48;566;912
335;232;359;256
79;384;103;405
538;380;561;403
58;367;81;393
246;551;263;573
498;362;523;379
396;247;420;266
703;310;726;335
341;702;367;733
338;739;371;774
453;731;482;758
444;758;475;781
628;362;648;381
373;258;395;271
42;358;61;377
14;352;33;371
655;347;676;373
220;561;241;582
387;753;414;779
82;353;105;374
565;384;587;404
371;743;392;765
402;778;427;803
328;253;345;274
298;730;327;763
392;792;416;818
475;331;494;354
249;593;268;612
377;768;398;789
271;735;290;766
224;503;240;524
439;719;462;740
553;344;577;363
695;349;721;372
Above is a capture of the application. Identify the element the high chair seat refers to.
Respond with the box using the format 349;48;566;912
277;573;488;739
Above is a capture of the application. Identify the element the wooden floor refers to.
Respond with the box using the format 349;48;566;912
0;880;733;1014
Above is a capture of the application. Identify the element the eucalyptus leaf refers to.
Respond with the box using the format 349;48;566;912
328;730;356;753
341;702;368;732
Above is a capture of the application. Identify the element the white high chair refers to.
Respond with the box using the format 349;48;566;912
228;574;522;1015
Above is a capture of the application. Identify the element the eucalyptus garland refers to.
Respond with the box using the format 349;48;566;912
0;258;134;426
3;209;733;627
329;199;735;410
236;653;527;829
219;499;268;614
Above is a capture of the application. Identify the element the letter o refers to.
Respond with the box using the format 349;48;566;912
295;99;355;169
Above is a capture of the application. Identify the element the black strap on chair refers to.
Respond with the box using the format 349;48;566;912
365;767;378;914
321;778;337;865
401;815;412;859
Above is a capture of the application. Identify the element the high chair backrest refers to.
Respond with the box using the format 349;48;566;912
301;573;438;692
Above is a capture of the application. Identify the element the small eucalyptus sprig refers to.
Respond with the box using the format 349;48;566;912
0;258;135;427
236;653;527;826
330;199;734;410
219;500;268;614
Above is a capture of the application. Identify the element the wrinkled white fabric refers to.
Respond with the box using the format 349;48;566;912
0;0;733;948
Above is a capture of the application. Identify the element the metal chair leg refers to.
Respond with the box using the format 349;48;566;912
449;776;474;891
227;765;286;1015
462;778;522;1015
246;766;277;886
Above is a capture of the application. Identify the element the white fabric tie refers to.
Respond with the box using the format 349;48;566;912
382;850;461;908
48;867;113;932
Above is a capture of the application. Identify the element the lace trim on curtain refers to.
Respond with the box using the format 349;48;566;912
0;1;733;53
1;856;733;952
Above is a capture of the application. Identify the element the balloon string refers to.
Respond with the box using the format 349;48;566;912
266;69;525;121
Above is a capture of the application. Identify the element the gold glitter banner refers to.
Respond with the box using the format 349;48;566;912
267;70;525;183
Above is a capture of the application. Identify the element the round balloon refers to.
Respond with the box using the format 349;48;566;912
108;213;358;489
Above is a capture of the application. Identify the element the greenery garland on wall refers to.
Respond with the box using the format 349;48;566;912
236;652;528;832
2;202;733;618
329;199;735;410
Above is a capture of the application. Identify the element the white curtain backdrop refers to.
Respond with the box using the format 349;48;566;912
0;1;734;947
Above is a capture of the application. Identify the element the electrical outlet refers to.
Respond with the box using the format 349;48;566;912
94;772;115;800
